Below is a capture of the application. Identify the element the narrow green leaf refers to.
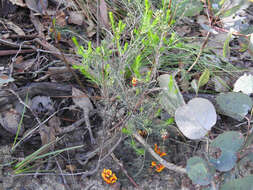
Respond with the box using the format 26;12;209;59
198;69;210;88
223;31;232;58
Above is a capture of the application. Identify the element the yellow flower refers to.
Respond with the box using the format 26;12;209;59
101;169;117;184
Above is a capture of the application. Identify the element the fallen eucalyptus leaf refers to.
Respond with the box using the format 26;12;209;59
220;175;253;190
233;73;253;95
175;98;217;140
216;92;253;121
210;150;237;172
186;156;215;185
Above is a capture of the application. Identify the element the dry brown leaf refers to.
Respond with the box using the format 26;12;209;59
14;58;35;72
0;18;25;35
0;109;24;135
99;0;109;28
68;11;84;26
30;12;45;37
47;66;72;82
48;116;61;134
39;124;56;151
55;11;67;27
72;87;93;111
66;164;76;172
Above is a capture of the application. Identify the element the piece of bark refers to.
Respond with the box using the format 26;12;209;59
0;82;72;112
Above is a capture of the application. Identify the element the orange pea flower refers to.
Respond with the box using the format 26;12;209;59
155;164;165;172
151;161;157;167
151;161;165;172
154;144;167;157
151;144;166;172
132;77;137;87
101;169;117;184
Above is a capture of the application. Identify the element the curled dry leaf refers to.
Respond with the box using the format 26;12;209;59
175;98;217;140
0;19;25;35
68;11;84;26
39;124;56;151
0;109;24;135
72;88;93;112
39;116;61;153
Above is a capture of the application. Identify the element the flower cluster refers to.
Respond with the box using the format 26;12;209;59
132;77;137;87
151;144;166;172
101;168;117;184
151;161;165;172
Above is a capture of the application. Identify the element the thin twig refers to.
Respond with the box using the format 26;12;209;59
187;32;210;72
0;49;35;56
57;117;86;135
0;38;36;49
7;89;41;125
111;153;143;190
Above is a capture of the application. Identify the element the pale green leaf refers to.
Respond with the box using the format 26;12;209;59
216;92;253;121
175;98;217;140
223;31;232;58
198;69;210;88
233;73;253;95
